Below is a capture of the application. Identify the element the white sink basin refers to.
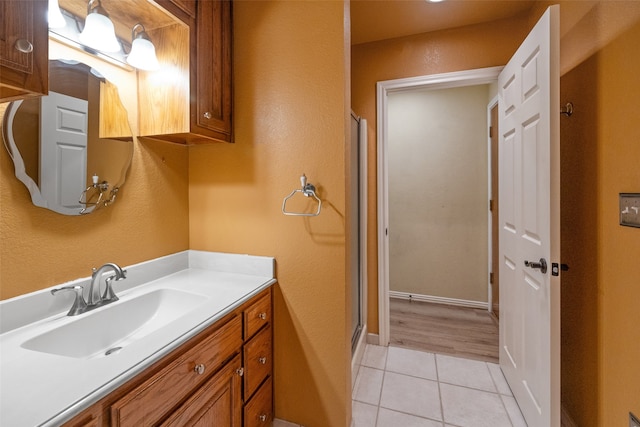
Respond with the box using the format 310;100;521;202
21;289;207;359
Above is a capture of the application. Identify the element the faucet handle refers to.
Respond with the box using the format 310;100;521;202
101;276;120;303
51;285;88;316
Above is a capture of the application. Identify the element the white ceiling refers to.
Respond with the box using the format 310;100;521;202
351;0;536;45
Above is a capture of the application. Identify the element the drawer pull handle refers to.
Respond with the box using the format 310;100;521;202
194;364;206;375
258;356;267;365
15;39;33;53
258;312;267;320
258;414;267;422
236;367;244;377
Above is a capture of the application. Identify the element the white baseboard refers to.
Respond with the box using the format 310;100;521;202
389;290;489;310
366;332;380;345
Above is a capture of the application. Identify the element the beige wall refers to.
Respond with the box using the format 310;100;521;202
0;40;189;300
388;85;489;302
189;2;351;426
352;13;530;333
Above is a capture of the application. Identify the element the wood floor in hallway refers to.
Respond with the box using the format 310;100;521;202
390;298;499;363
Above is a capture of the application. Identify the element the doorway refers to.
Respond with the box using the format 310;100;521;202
376;67;502;347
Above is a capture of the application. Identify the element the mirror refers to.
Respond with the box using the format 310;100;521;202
1;59;133;215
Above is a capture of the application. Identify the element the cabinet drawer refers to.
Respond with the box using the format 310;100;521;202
161;355;242;427
244;292;271;339
243;325;272;400
244;376;273;427
111;316;242;426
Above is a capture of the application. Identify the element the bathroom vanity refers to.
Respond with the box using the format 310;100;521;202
0;251;275;427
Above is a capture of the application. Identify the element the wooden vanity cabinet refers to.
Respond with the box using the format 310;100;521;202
0;0;48;102
62;287;273;427
242;292;273;426
139;0;233;145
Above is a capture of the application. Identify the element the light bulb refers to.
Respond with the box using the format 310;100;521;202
79;1;120;53
126;24;160;71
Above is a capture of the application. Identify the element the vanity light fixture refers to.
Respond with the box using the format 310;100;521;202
79;0;120;53
126;24;160;71
48;0;66;28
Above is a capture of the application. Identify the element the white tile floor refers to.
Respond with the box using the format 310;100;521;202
352;345;528;427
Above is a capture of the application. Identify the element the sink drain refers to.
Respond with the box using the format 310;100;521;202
105;346;123;356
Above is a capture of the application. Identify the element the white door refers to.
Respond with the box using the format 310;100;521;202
498;5;560;427
39;91;89;210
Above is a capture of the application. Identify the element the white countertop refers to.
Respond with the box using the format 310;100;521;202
0;251;276;427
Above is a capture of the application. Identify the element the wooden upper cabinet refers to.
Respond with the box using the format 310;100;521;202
138;0;233;145
192;0;232;141
0;0;49;102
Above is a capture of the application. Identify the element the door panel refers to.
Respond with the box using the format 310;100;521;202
498;5;560;427
39;92;88;210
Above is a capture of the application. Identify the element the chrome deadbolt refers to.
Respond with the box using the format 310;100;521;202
524;258;547;274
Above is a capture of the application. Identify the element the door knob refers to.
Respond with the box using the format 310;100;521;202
524;258;547;274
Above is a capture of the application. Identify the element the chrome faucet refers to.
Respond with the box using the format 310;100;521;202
51;263;127;316
88;263;127;306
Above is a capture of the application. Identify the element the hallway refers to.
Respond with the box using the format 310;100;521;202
389;299;499;363
351;345;527;426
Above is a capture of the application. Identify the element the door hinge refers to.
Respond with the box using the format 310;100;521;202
489;199;494;211
489;126;493;138
489;272;494;284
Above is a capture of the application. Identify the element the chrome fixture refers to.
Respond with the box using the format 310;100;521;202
88;263;127;305
282;173;322;217
51;263;127;316
79;174;119;215
79;0;120;53
127;23;160;71
51;285;88;316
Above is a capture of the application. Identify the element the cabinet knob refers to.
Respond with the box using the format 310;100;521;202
194;363;206;375
203;111;212;119
15;39;33;54
258;312;267;320
235;367;244;377
258;414;267;422
258;356;267;365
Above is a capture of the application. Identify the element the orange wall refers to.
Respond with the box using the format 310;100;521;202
559;15;640;427
595;20;640;424
188;2;351;426
351;14;530;333
0;41;189;300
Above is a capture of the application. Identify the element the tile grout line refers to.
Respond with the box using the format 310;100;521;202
374;347;389;427
486;360;518;426
435;353;446;426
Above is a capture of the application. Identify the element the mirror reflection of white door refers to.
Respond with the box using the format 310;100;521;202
39;91;89;210
498;5;560;427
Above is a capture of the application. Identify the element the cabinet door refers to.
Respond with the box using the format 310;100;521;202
161;355;242;427
192;0;232;142
0;0;48;101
